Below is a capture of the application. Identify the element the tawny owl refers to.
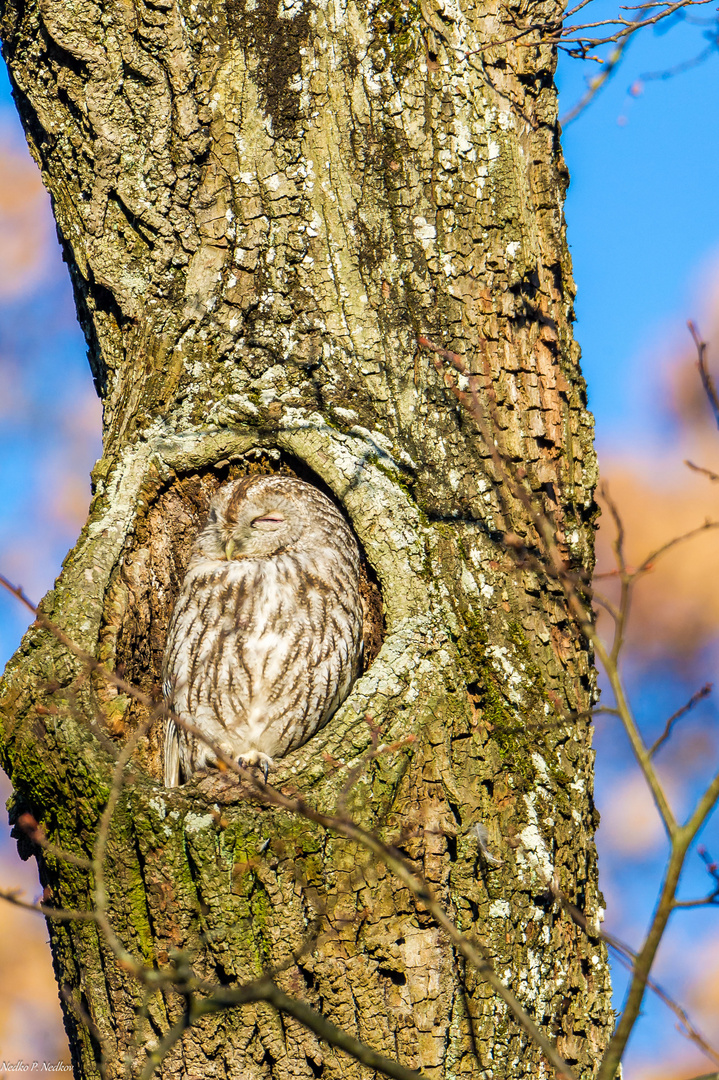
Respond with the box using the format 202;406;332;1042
162;475;364;786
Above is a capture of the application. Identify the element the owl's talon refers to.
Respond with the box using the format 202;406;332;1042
237;751;273;782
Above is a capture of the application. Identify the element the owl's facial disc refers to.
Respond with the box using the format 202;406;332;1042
224;513;286;560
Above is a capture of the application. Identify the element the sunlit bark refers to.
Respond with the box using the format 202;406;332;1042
0;0;613;1075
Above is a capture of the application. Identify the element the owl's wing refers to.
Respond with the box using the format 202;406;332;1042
164;715;180;788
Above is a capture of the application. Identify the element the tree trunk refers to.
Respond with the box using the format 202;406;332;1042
0;0;613;1076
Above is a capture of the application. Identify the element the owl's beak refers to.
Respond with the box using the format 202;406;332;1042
225;540;236;561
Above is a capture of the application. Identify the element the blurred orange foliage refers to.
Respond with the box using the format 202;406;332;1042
596;344;719;668
0;776;70;1067
0;136;54;299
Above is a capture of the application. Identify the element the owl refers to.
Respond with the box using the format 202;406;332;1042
162;475;364;786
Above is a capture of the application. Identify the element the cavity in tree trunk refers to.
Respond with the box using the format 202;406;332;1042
0;0;613;1076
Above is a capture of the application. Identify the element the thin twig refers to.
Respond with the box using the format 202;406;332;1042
649;683;713;757
547;877;719;1066
91;714;157;971
337;718;417;813
60;985;108;1079
0;886;97;922
673;895;719;908
634;519;719;576
598;768;719;1080
16;812;93;869
685;460;719;483
689;320;719;428
674;845;719;908
560;36;632;125
452;0;710;62
0;574;158;705
141;977;428;1080
559;0;711;50
599;483;632;667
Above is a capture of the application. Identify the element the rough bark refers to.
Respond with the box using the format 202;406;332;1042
0;0;613;1077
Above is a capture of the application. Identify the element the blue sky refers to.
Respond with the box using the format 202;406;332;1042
557;6;719;445
1;16;719;1076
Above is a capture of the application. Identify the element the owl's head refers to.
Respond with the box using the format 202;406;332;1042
192;475;349;562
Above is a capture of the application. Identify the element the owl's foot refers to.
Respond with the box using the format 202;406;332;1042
237;750;274;783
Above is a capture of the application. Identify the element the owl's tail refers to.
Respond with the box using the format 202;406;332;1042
164;716;180;788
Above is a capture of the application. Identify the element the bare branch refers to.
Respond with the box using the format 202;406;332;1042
560;38;632;125
640;38;718;81
686;460;719;482
60;985;108;1079
448;0;711;70
598;768;719;1080
139;1009;193;1080
142;977;429;1080
689;320;719;428
0;573;159;706
649;683;713;757
0;886;97;923
634;519;719;577
598;483;632;666
16;812;93;869
559;0;712;52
